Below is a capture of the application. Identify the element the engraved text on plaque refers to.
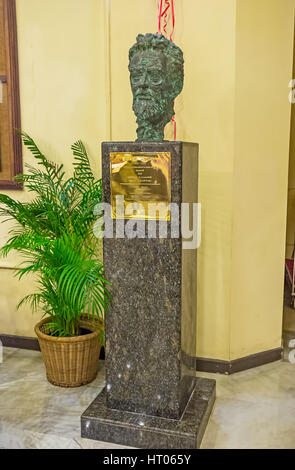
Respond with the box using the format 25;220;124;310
110;152;171;220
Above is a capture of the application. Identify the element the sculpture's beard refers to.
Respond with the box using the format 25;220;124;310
133;90;172;124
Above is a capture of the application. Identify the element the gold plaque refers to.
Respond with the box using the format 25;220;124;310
110;152;171;220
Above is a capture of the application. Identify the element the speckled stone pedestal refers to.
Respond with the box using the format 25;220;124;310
81;377;216;449
81;142;216;448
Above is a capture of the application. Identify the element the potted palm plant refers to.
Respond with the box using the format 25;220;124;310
0;132;110;387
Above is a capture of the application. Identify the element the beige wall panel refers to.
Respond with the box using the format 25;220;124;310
230;0;295;359
1;0;294;363
0;0;109;333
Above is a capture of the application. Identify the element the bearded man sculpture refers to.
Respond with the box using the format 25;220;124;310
81;31;216;450
129;33;184;141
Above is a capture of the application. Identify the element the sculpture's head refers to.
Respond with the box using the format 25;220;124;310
129;33;184;141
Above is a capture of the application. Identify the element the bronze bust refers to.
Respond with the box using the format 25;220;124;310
129;33;184;142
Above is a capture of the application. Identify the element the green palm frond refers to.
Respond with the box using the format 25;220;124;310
17;293;43;312
17;132;50;176
0;132;110;337
72;140;94;184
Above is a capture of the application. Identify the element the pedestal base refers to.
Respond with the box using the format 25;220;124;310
81;377;216;449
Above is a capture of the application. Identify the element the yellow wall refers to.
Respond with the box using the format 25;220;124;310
110;0;236;360
109;0;295;360
230;0;295;359
0;0;109;336
286;27;295;260
0;0;294;362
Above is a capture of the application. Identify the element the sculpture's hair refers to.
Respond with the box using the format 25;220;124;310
129;33;184;97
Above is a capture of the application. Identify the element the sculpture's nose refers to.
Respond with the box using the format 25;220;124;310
139;70;148;87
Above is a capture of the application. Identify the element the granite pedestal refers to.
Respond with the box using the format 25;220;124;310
81;141;216;448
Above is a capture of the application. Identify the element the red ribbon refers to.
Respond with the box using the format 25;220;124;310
158;0;175;41
171;116;176;141
157;0;177;140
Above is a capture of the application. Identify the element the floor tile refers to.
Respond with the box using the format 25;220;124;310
201;397;295;449
197;361;295;409
1;347;295;449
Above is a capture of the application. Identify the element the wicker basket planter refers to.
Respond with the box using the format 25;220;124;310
35;317;102;387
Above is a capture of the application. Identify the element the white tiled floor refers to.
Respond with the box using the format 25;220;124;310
200;361;295;448
0;347;295;449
